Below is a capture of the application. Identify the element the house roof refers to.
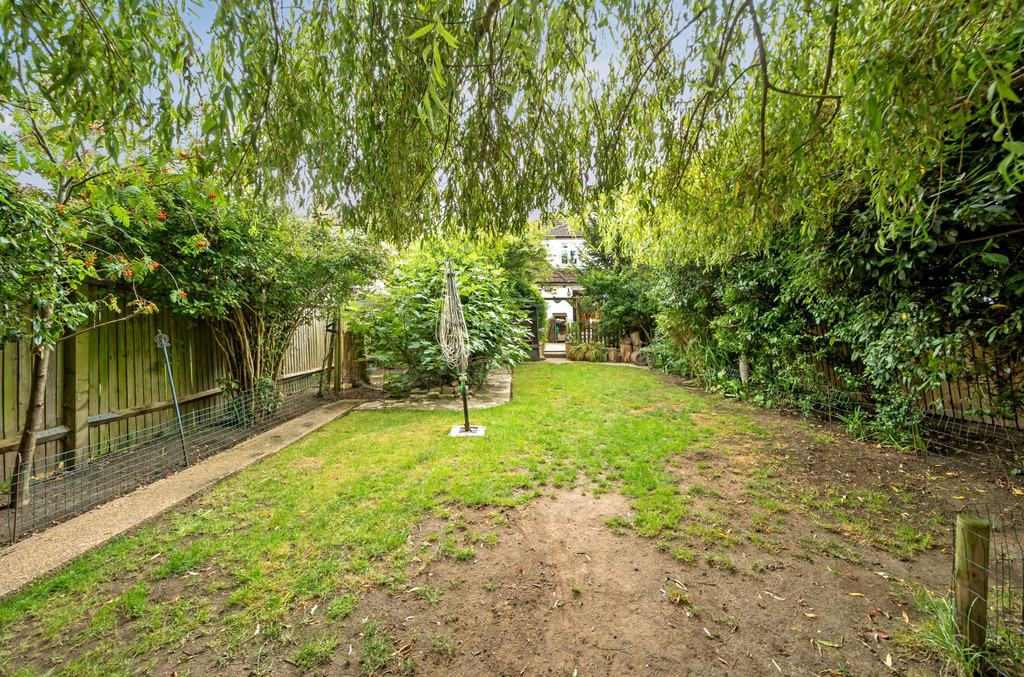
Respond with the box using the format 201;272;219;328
539;269;578;285
543;217;583;239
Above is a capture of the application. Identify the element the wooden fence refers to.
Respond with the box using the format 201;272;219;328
570;319;619;347
0;308;330;484
804;326;1023;432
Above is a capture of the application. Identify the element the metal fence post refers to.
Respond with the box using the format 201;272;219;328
155;331;189;467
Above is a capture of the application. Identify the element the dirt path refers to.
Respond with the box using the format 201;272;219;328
325;488;944;676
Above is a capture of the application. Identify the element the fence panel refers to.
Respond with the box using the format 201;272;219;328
803;327;1022;433
1;308;331;488
281;316;330;379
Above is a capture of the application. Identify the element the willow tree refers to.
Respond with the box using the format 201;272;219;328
1;0;681;486
588;0;1024;262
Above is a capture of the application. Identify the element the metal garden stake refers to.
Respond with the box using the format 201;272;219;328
155;330;190;466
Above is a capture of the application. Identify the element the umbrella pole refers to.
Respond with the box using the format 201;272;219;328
460;374;471;432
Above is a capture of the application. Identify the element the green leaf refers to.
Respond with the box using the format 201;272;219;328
435;22;458;48
407;22;435;40
1003;140;1024;156
994;76;1021;103
981;252;1009;267
433;41;446;88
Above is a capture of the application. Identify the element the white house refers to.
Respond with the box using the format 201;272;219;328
537;219;588;342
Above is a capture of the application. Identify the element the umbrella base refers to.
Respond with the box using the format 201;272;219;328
449;425;486;437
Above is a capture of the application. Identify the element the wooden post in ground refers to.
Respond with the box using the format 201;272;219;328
332;320;344;395
62;329;90;469
339;326;357;390
954;513;990;650
353;332;368;385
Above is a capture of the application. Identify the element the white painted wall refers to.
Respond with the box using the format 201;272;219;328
542;238;587;267
544;297;575;322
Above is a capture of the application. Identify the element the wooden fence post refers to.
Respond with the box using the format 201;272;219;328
353;333;367;385
62;330;90;469
954;513;990;650
334;323;348;393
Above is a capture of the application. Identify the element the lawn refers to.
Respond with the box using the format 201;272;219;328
0;363;1017;676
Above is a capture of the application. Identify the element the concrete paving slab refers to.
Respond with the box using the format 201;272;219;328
355;369;513;412
0;399;359;600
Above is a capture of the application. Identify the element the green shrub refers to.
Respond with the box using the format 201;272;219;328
348;247;527;392
566;342;606;362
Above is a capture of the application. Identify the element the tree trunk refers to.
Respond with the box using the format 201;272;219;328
11;344;51;510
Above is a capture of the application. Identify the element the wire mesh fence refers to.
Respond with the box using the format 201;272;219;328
793;384;1024;477
1;371;331;546
950;504;1024;676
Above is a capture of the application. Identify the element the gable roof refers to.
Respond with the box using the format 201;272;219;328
543;217;583;239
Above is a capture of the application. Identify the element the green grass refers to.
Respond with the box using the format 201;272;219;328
670;546;696;564
413;585;444;603
0;362;949;675
359;619;392;675
0;362;707;674
705;553;737;572
328;593;359;621
430;633;456;659
293;632;339;671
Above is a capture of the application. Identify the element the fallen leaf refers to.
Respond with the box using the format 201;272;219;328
817;638;843;648
803;613;820;619
902;609;910;624
885;653;893;667
954;496;966;500
847;592;865;597
1013;488;1024;496
876;631;890;640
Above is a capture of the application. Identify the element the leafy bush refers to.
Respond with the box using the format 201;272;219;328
348;248;527;392
576;267;658;343
479;227;551;308
125;171;383;394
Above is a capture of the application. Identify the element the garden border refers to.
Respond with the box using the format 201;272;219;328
0;398;358;600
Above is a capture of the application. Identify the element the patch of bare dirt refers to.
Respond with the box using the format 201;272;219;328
231;489;947;676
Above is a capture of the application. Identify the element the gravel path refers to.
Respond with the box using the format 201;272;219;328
0;399;359;599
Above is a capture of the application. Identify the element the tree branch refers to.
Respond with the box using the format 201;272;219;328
746;0;769;172
815;0;839;120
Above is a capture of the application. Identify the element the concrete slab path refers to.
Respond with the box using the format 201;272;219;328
0;399;360;600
